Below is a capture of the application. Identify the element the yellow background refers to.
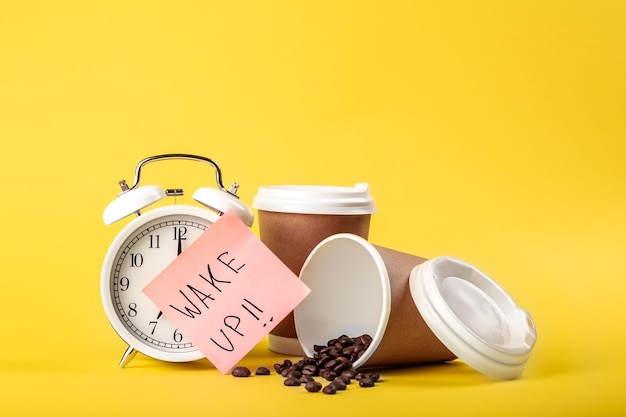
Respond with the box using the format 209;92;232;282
1;1;624;415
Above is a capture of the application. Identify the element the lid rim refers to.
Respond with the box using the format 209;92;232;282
252;184;377;214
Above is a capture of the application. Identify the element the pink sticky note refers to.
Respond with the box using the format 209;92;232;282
143;210;310;374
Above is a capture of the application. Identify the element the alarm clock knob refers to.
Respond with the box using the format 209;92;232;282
193;187;254;227
103;185;166;225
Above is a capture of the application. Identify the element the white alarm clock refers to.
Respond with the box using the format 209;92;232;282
100;154;254;367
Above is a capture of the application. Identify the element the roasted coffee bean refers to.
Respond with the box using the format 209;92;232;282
355;372;380;382
300;375;314;383
324;359;339;370
286;370;302;379
342;345;357;356
331;378;347;390
332;357;351;374
320;369;337;381
367;373;380;382
359;377;376;388
284;377;301;386
231;366;251;377
305;381;323;392
341;369;357;380
316;355;331;367
322;384;337;395
255;366;271;375
338;374;351;385
274;359;294;374
329;347;342;358
302;364;317;376
339;335;353;346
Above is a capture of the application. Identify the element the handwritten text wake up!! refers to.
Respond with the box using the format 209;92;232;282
167;251;273;352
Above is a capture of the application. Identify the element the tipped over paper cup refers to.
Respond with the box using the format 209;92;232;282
252;184;376;355
294;234;537;380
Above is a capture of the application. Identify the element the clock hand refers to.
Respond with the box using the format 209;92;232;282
157;311;163;320
177;236;183;256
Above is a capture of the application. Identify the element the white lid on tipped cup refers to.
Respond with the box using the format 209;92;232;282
409;257;537;380
252;183;376;215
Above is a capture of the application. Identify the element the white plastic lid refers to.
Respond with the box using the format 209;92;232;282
409;257;537;380
252;183;376;215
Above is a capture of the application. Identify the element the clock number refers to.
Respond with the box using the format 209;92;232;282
174;226;188;256
128;303;138;317
173;329;183;343
149;234;160;249
119;276;130;291
173;226;187;241
148;311;163;335
129;253;143;267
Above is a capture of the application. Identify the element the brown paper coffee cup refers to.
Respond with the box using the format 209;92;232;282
253;184;376;355
294;233;456;368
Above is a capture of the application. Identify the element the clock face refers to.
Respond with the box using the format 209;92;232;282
101;205;220;362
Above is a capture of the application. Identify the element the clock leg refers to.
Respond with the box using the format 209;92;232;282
119;345;138;368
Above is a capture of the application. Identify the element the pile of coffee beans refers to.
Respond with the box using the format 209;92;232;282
230;334;381;395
